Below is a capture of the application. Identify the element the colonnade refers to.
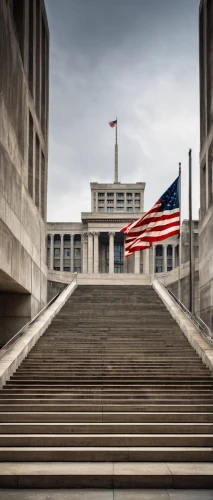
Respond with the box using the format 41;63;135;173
48;232;178;275
48;233;78;272
82;231;150;274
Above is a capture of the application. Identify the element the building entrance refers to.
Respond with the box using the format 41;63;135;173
104;243;124;273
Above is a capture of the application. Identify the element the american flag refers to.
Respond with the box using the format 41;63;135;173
109;120;117;128
121;177;180;257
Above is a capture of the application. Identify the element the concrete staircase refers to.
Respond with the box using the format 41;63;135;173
0;285;213;488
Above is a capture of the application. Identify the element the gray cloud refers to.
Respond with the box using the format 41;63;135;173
45;0;200;222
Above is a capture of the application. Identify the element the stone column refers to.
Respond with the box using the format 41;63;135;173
143;248;149;274
163;245;167;272
60;234;64;272
109;232;115;274
94;232;100;274
88;232;94;274
134;251;140;274
172;244;176;270
50;234;54;270
70;234;74;272
82;233;88;274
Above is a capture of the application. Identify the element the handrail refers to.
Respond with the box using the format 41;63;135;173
154;278;213;346
0;282;71;360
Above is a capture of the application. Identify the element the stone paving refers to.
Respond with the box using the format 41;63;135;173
0;489;213;500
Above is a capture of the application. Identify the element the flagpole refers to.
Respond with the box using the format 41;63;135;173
178;162;182;302
189;149;194;314
114;117;118;183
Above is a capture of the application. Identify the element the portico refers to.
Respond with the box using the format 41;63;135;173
47;178;179;275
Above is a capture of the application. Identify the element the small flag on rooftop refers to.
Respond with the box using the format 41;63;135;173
121;177;180;257
109;119;117;128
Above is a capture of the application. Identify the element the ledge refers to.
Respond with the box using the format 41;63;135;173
153;279;213;373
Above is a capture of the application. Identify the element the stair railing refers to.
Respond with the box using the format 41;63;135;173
0;283;72;360
154;278;213;346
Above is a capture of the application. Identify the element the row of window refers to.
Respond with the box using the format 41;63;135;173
54;267;81;273
98;192;141;198
47;234;82;242
98;202;140;208
53;248;81;258
98;207;137;212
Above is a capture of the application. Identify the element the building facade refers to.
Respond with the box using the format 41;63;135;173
0;0;49;343
47;181;180;275
199;0;213;329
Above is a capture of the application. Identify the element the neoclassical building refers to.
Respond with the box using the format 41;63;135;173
47;180;181;275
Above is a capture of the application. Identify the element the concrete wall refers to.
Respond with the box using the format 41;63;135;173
199;0;213;330
0;0;49;343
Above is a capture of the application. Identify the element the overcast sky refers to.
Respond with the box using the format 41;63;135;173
45;0;200;222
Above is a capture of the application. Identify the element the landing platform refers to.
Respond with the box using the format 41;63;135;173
0;462;213;489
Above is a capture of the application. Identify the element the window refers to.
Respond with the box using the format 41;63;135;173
54;248;60;257
64;267;70;272
126;193;132;198
114;244;123;273
98;207;104;212
107;193;114;197
116;207;124;211
107;207;114;212
167;245;172;271
156;266;163;273
54;234;61;242
98;200;105;205
107;200;114;205
135;193;140;199
74;267;81;273
98;193;104;197
155;245;163;273
127;207;133;212
167;245;172;256
116;192;124;198
156;245;163;256
74;248;81;258
127;200;132;205
117;200;124;205
64;248;70;258
54;267;60;271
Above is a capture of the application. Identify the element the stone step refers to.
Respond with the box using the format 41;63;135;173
1;404;212;412
1;434;213;447
0;447;212;462
1;284;213;479
0;422;212;434
1;461;213;489
1;398;212;405
2;391;212;399
1;411;213;423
